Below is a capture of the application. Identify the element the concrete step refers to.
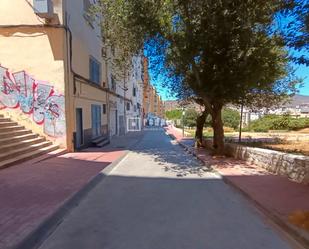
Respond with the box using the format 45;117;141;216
0;118;11;122
0;144;59;169
0;133;39;145
0;137;46;153
92;136;110;148
97;139;110;147
0;121;18;128
0;141;53;162
0;125;25;133
92;136;106;144
0;129;32;139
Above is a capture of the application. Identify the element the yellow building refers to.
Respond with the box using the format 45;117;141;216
0;0;110;152
142;57;165;119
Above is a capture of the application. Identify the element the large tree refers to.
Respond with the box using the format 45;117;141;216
97;0;300;154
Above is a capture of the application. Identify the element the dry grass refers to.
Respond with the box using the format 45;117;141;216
261;141;309;156
185;127;309;156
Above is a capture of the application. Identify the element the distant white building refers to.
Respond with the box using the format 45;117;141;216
126;56;144;131
240;95;309;125
107;53;144;136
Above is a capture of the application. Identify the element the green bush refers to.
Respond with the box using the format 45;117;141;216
248;114;309;132
222;108;241;130
184;109;198;127
204;108;240;130
165;109;182;120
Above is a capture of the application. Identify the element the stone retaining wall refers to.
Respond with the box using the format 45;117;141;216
205;141;309;184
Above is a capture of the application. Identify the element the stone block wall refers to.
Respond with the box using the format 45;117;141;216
205;140;309;184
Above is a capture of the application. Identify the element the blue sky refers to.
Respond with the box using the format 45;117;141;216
294;64;309;95
148;57;309;101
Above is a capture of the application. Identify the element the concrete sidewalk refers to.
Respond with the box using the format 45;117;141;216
0;131;144;249
165;126;309;248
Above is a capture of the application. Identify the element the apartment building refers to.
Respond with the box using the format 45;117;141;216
0;0;126;160
125;56;144;130
142;57;165;121
107;51;144;135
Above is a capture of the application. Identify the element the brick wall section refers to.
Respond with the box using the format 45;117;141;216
205;141;309;184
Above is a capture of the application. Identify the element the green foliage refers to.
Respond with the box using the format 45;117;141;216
184;109;198;127
204;108;240;130
222;108;241;130
248;115;309;132
165;109;182;120
165;108;198;127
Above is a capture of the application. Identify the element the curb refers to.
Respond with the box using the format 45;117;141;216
14;133;145;249
171;135;309;249
221;173;309;249
15;130;144;249
14;151;129;249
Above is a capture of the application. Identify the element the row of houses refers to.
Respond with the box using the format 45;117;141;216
0;0;164;155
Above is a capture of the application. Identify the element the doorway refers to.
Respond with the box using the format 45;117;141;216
91;104;102;138
76;108;84;148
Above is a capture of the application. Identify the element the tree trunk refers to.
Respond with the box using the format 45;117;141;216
195;110;208;148
211;104;225;155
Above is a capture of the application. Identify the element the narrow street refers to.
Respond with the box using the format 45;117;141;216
37;130;294;249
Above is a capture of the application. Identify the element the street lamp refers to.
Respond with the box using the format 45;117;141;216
239;103;244;143
182;107;185;137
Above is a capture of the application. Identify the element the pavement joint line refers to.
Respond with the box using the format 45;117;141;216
14;133;146;249
164;130;309;249
107;153;130;175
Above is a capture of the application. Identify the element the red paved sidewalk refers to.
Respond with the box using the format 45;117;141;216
165;125;309;246
0;145;130;249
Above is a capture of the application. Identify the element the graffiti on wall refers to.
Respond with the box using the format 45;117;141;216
0;65;65;137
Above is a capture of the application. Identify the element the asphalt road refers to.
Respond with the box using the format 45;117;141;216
38;130;293;249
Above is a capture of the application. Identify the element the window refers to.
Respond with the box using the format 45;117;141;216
126;102;130;111
89;57;101;85
102;104;107;114
133;87;136;97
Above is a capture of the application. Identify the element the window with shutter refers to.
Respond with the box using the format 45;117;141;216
89;56;101;85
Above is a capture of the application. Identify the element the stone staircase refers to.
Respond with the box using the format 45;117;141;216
92;136;110;148
0;114;59;169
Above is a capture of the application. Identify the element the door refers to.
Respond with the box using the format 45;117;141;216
76;108;84;148
115;110;118;135
91;104;102;138
119;115;125;135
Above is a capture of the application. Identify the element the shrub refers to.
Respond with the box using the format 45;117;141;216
248;115;309;132
204;108;240;130
184;109;198;127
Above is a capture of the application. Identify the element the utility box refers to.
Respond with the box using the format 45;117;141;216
33;0;54;19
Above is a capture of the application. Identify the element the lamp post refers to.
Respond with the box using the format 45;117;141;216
239;103;244;143
182;107;185;137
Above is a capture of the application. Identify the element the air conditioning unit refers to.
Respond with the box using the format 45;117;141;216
33;0;54;19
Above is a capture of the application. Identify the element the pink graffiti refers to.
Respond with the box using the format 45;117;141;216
0;66;19;109
0;65;65;137
33;82;54;125
13;71;36;114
